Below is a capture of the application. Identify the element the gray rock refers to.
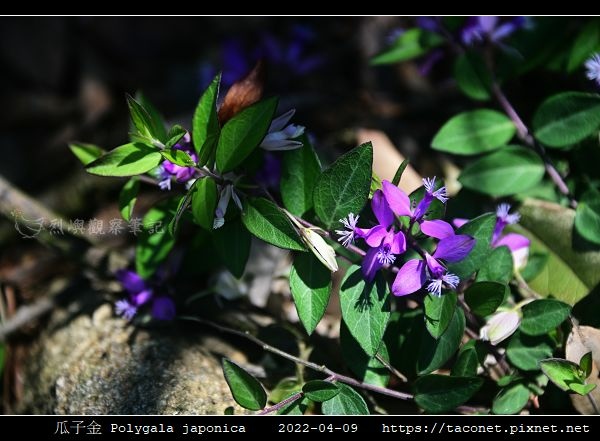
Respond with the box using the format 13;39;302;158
18;304;248;414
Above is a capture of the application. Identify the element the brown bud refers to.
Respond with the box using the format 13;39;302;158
218;60;265;124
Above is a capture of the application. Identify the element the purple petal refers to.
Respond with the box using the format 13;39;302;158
152;297;176;321
382;180;412;217
131;289;153;306
434;234;476;262
392;259;426;296
425;253;446;278
362;247;384;282
362;225;388;247
453;218;469;228
371;190;394;228
420;220;455;239
495;233;530;252
478;16;498;34
389;230;406;255
412;193;432;221
116;269;147;294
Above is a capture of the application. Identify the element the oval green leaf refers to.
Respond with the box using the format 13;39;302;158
302;380;340;402
414;375;483;413
424;292;457;339
418;308;465;374
506;331;554;371
459;146;545;197
281;134;321;216
464;281;506;317
476;246;514;284
221;358;267;411
520;299;571;336
533;92;600;148
454;52;491;101
313;142;373;229
448;213;496;280
321;384;369;415
492;382;531;414
371;29;444;65
216;96;278;172
290;252;332;335
213;218;251;278
191;177;217;231
86;143;162;177
119;177;140;222
575;190;600;245
431;109;515;155
241;197;305;251
193;73;221;165
69;143;106;166
339;265;390;357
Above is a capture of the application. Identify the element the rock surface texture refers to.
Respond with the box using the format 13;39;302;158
17;303;246;414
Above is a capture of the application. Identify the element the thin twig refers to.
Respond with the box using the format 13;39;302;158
259;391;304;415
491;83;577;209
179;316;414;402
375;353;408;383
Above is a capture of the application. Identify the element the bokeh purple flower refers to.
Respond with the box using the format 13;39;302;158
585;53;600;86
461;16;529;46
115;269;176;321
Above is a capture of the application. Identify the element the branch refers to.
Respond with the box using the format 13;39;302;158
491;84;577;209
179;316;414;402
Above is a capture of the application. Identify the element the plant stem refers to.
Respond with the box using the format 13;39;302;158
491;83;577;209
180;316;414;402
259;391;304;415
375;353;408;383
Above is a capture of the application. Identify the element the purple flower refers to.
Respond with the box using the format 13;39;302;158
461;16;529;46
335;212;360;247
158;133;199;190
151;297;176;321
115;269;176;321
585;53;600;86
392;233;475;297
382;177;448;224
260;109;305;151
453;203;530;268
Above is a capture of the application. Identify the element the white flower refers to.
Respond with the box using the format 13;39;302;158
260;109;305;151
480;310;521;345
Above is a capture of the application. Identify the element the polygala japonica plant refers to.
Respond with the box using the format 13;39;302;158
69;16;600;415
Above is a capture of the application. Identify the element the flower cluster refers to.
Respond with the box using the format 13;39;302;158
114;269;176;321
337;178;475;297
157;133;198;191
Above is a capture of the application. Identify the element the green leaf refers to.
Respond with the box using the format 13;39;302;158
533;92;600;148
414;375;483;413
313;143;373;229
477;246;514;284
168;190;193;236
431;110;515;155
302;381;340;402
119;177;139;222
448;213;496;280
277;395;310;415
164;124;187;150
520;299;571;336
135;200;178;278
424;292;457;339
516;198;600;305
464;281;506;317
520;252;549;282
340;320;390;387
216;96;278;172
507;331;554;371
280;134;321;216
193;73;221;165
221;358;267;411
69;143;106;166
213;218;251;278
321;384;369;415
161;148;195;167
127;95;163;144
418;308;465;374
580;351;593;378
492;382;531;414
458;146;545;197
570;383;597;395
567;21;600;72
289;252;332;335
575;190;600;245
539;358;585;392
454;52;491;101
136;92;168;142
241;197;305;251
371;29;444;65
191;178;217;231
339;265;390;357
86;143;162;177
269;378;302;404
452;342;486;377
392;159;409;186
